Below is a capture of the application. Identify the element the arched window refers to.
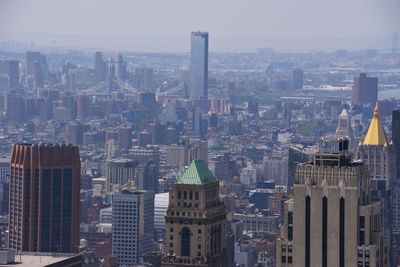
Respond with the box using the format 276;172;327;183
181;227;191;256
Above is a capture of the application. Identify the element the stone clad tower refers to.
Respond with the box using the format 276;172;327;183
335;109;354;148
162;160;227;267
276;140;387;267
357;103;395;192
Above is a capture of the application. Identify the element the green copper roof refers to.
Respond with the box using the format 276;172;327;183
177;160;217;185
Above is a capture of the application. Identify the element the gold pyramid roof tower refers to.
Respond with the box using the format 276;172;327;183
363;102;388;146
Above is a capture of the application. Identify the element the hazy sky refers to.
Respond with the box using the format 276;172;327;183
0;0;399;52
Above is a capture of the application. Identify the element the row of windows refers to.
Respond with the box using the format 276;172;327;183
171;211;202;217
281;244;293;253
281;256;293;263
167;220;204;226
177;202;199;208
358;249;370;258
178;191;199;200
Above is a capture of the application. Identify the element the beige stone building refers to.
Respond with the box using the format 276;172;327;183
165;140;208;167
357;103;396;192
162;160;227;267
276;144;386;267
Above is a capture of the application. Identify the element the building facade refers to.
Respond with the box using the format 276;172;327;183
357;103;395;192
162;160;227;267
276;144;387;267
105;159;137;192
352;73;378;106
190;32;209;99
291;69;303;90
8;143;80;253
0;158;10;183
112;188;154;266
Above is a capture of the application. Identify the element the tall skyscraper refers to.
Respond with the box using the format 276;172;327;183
117;126;133;150
392;110;400;267
162;160;227;267
112;187;154;265
0;158;9;184
26;51;41;75
352;73;378;106
287;146;309;194
5;93;25;123
357;103;395;192
276;141;387;267
291;68;304;90
94;51;106;82
190;31;209;100
135;160;159;193
136;67;154;91
0;158;10;215
33;60;44;88
8;60;19;89
76;93;90;119
115;52;126;81
105;159;137;192
0;182;9;215
8;143;80;253
357;104;394;265
192;107;208;137
130;146;160;193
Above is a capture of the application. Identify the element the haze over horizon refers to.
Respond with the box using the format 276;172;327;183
0;0;399;52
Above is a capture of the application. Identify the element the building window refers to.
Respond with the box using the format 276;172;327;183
359;216;365;245
288;211;293;241
181;227;191;257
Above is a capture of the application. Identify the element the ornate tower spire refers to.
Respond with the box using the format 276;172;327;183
363;102;388;146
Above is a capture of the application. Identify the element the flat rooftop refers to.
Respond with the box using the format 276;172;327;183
5;253;80;266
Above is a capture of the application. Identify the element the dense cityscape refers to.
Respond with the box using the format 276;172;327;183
0;2;400;266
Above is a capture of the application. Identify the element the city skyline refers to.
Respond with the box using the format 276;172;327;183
0;1;399;265
0;0;399;52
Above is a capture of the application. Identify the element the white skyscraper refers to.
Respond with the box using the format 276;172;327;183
190;31;208;99
112;188;154;266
